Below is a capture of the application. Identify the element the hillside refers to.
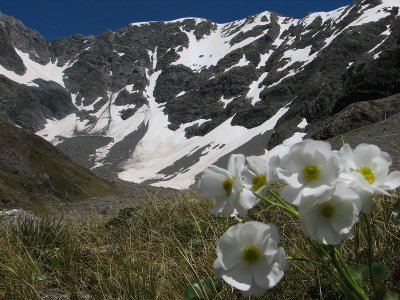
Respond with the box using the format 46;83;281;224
0;118;118;212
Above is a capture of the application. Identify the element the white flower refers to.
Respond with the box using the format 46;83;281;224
277;139;340;205
214;221;287;297
299;182;361;245
242;155;279;195
337;143;400;213
199;154;258;217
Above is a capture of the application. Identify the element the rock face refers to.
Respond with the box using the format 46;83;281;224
312;94;400;140
0;75;76;131
0;0;399;188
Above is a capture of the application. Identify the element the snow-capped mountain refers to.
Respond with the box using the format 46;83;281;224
0;0;399;189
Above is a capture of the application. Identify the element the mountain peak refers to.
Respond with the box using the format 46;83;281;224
0;1;399;189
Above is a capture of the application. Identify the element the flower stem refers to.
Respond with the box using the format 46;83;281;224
310;242;367;299
330;247;368;300
254;192;299;217
362;213;377;293
269;190;300;216
286;255;322;266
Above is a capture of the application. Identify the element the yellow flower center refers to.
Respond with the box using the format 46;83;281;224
252;174;267;191
222;177;234;196
303;165;320;181
320;201;336;218
241;244;261;265
357;166;375;184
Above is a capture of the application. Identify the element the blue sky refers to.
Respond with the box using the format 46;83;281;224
1;0;353;41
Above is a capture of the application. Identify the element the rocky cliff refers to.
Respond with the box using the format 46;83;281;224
0;0;399;188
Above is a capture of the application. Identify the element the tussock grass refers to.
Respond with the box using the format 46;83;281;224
0;190;398;299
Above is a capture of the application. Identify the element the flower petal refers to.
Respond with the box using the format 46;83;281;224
353;172;374;194
222;264;253;291
314;222;339;245
246;156;267;175
277;170;302;188
353;144;383;166
227;154;245;176
240;284;267;297
266;262;286;288
338;144;355;170
253;258;273;289
330;201;359;236
380;171;400;190
199;166;231;199
236;189;259;217
280;185;302;205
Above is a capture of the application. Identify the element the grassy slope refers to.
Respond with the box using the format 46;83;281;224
0;191;398;299
0;119;119;212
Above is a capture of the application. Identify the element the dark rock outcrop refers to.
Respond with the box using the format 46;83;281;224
0;75;76;131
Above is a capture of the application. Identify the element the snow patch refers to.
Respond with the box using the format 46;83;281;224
247;72;269;105
348;0;400;27
272;17;299;47
257;50;273;68
119;105;290;189
36;114;88;145
368;25;392;55
297;118;308;129
278;46;313;72
0;49;71;87
172;19;273;72
302;6;350;28
148;47;158;70
219;96;234;108
180;118;211;130
224;55;250;73
125;84;139;94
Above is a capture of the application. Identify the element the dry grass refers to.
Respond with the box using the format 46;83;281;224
0;189;398;299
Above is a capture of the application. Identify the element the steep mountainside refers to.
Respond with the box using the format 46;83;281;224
0;0;399;188
0;118;118;211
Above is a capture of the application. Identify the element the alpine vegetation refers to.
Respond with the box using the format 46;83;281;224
199;139;400;298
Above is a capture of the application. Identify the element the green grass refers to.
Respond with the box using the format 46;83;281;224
0;190;398;299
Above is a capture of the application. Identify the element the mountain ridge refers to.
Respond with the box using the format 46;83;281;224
0;0;399;189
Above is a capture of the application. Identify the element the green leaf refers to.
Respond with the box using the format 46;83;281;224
374;288;399;300
35;271;51;281
184;281;204;300
360;263;388;281
184;277;220;300
382;290;399;300
349;267;363;285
